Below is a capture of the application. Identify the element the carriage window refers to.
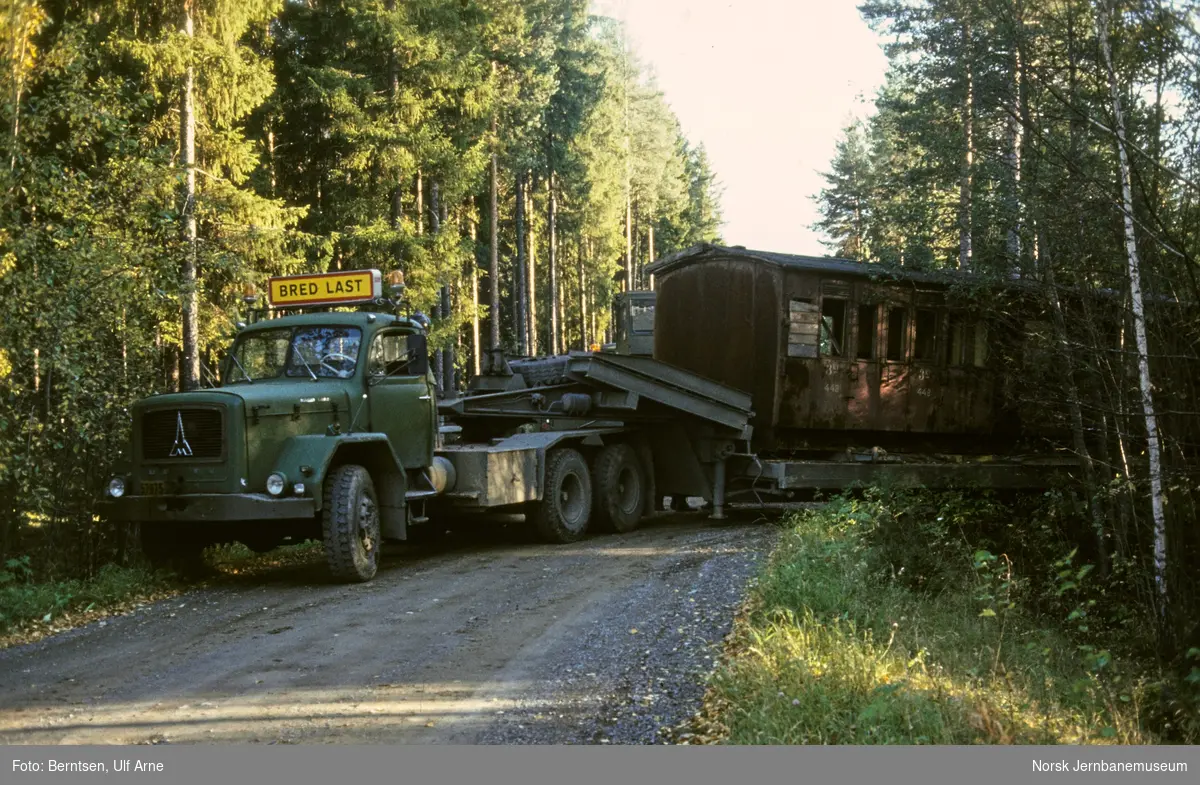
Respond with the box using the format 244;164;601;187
857;304;876;359
886;307;908;361
947;313;965;366
820;298;846;357
914;309;937;362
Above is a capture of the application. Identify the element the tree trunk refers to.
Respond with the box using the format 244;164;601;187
430;181;454;394
1097;0;1168;614
647;223;655;290
388;0;400;228
526;176;537;355
430;180;443;391
8;1;36;173
548;169;559;356
959;21;974;271
441;200;454;392
469;205;481;376
1004;39;1023;271
180;1;200;392
489;120;500;350
578;237;587;349
416;170;423;236
515;172;528;355
628;195;638;294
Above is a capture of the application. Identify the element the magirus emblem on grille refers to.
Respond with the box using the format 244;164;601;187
169;411;194;457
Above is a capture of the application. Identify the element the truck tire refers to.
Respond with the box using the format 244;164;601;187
529;448;592;543
322;464;381;583
139;525;210;578
592;443;645;533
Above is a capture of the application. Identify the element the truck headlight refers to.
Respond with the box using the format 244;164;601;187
107;477;126;499
266;472;287;496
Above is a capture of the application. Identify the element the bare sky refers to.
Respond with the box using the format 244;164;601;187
593;0;889;255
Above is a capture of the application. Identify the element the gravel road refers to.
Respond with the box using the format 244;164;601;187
0;513;776;745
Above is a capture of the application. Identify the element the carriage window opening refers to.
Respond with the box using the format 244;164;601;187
886;307;908;361
914;309;937;361
947;313;965;366
857;304;876;359
973;322;989;367
820;298;846;357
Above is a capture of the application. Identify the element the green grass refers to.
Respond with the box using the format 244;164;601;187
0;539;323;639
705;494;1155;745
0;558;178;635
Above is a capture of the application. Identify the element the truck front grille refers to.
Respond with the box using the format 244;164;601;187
141;408;224;460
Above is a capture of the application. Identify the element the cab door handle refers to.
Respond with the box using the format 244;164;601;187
419;395;431;401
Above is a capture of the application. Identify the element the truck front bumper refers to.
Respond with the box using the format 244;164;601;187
98;493;315;523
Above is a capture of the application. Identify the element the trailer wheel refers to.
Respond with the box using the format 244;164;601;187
593;443;645;533
139;525;210;578
322;464;381;583
530;448;592;543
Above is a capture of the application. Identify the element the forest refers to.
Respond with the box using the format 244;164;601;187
815;0;1200;656
0;1;721;575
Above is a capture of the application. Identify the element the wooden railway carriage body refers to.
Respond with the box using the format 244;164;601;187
646;245;1007;455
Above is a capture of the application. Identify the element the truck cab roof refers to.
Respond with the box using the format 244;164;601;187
240;310;424;334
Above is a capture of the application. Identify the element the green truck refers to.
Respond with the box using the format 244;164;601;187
100;270;754;582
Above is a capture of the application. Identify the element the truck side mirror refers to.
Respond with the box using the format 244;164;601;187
408;333;429;376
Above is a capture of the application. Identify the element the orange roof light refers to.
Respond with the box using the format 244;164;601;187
242;283;258;304
387;270;406;291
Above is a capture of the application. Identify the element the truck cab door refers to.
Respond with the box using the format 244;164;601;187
365;329;435;469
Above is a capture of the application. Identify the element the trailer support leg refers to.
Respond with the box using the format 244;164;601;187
710;458;727;521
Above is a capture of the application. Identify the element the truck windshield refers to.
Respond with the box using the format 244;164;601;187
226;326;363;383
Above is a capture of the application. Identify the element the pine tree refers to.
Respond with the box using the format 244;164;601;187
816;122;873;259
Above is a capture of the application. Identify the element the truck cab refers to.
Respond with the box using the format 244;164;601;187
102;270;439;582
606;290;656;356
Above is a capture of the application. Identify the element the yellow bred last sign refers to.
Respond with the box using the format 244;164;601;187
267;269;383;308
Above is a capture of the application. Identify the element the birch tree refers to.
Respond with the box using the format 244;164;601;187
1095;0;1168;612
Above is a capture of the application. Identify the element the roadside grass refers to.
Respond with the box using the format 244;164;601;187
0;540;323;648
700;493;1156;745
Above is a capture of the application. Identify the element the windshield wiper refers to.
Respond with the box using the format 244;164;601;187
229;353;254;384
296;352;319;381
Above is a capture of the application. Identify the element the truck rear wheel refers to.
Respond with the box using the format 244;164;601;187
592;443;645;533
529;448;592;543
322;465;381;583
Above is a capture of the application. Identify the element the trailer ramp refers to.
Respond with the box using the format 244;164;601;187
442;351;754;440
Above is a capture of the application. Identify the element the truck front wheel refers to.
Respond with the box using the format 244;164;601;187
529;448;592;543
592;443;645;533
322;465;381;583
